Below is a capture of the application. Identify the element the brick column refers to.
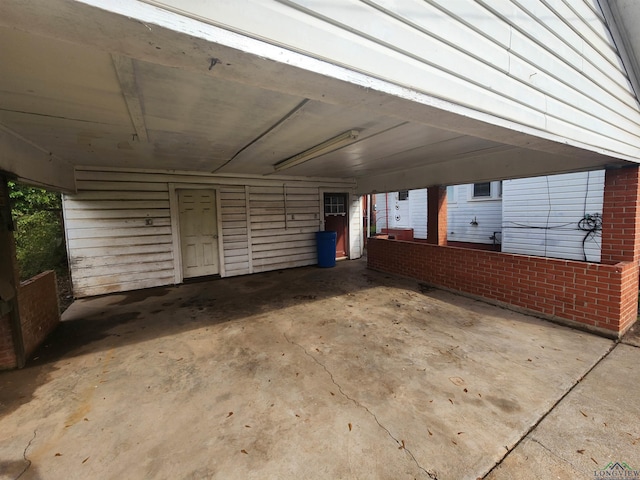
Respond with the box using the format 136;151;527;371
0;175;24;369
427;186;447;245
601;166;640;265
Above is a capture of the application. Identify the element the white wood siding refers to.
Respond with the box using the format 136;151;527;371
502;171;604;262
408;189;428;239
447;184;503;245
143;0;640;160
249;186;321;273
65;168;357;296
63;179;175;298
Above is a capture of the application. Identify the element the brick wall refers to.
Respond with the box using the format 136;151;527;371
367;238;637;337
0;312;17;369
18;270;60;358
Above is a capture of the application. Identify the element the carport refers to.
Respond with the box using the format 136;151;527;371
2;1;640;371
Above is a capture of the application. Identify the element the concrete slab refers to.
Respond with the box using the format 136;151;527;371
486;344;640;480
622;321;640;348
0;259;613;480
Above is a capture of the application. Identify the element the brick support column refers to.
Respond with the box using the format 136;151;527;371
427;186;447;245
0;175;24;369
601;166;640;265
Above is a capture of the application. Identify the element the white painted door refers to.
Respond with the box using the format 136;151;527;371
178;190;219;278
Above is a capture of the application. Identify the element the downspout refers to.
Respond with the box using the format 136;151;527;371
366;194;371;238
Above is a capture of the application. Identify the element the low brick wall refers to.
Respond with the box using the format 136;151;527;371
18;270;60;358
367;238;638;337
0;312;17;370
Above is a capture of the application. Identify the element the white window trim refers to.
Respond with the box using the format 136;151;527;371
468;181;502;202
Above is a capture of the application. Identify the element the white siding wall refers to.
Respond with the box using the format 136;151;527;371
408;189;428;240
63;178;175;298
447;184;503;245
373;190;427;238
502;171;605;262
250;186;321;273
144;0;640;161
65;168;358;297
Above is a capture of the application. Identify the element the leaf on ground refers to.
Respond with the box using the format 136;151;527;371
452;440;457;445
577;449;585;454
580;410;588;417
348;423;352;431
457;432;465;435
330;392;335;396
244;425;251;428
398;440;405;450
54;453;62;457
591;457;598;465
82;457;89;464
428;429;433;436
241;449;248;455
227;412;233;418
448;398;454;404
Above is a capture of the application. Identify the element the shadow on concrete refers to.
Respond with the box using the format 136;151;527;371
0;260;402;414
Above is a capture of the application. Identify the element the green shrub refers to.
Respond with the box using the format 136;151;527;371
14;211;67;280
8;182;67;281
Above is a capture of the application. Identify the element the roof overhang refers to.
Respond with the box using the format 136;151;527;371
0;0;636;194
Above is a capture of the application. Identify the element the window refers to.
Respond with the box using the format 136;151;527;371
446;185;457;203
324;194;346;215
473;182;491;198
470;181;502;200
398;190;409;201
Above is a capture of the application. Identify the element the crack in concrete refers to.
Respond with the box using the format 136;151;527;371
528;437;589;475
481;340;618;479
13;429;36;480
283;334;437;480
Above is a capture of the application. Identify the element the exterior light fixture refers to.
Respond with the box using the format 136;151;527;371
273;130;359;172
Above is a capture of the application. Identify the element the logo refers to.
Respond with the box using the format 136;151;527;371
594;462;640;479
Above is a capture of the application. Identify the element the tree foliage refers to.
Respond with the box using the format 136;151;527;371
8;182;67;280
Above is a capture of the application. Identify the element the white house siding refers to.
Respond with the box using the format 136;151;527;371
502;171;605;262
65;168;358;297
447;184;503;245
142;0;640;161
374;190;427;239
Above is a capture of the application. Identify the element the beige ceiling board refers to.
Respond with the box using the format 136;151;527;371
0;124;76;193
112;55;149;142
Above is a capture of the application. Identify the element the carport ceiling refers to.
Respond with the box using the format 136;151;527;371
0;0;632;192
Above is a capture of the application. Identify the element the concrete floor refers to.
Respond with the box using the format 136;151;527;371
0;258;637;479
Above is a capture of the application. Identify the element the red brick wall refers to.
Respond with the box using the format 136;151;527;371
18;270;60;358
0;312;17;370
367;238;636;337
601;166;640;264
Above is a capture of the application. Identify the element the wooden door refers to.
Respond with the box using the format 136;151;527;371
324;193;349;259
178;190;219;278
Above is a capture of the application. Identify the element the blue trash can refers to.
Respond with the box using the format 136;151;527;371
316;231;337;268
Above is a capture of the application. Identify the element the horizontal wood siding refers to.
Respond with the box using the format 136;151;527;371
64;180;175;297
249;186;321;273
447;184;503;245
145;0;640;160
66;168;357;296
409;189;427;239
220;186;250;277
502;171;605;261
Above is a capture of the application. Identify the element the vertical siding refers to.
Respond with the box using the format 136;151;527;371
446;184;502;245
64;179;175;297
502;170;605;262
249;186;321;273
144;0;640;160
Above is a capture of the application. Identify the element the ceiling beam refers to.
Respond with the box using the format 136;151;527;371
0;124;76;192
112;54;149;143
